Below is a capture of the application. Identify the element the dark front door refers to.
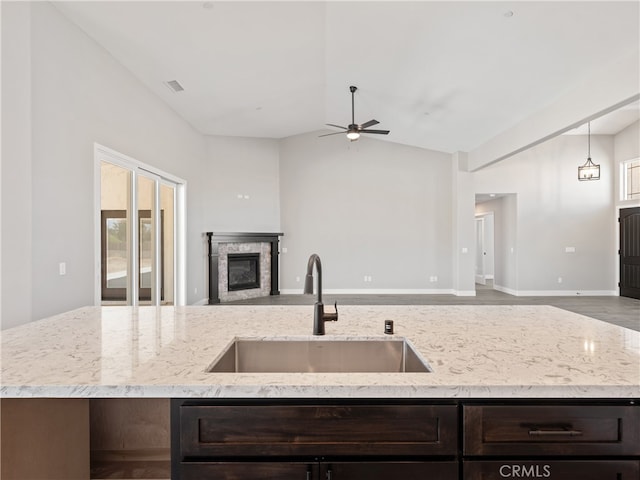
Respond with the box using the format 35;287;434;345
619;207;640;299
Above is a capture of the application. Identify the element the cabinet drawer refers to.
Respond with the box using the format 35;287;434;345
463;460;640;480
179;404;458;457
180;461;317;480
464;405;640;456
323;461;458;479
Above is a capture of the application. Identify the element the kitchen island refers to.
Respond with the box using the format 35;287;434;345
2;304;639;398
1;305;639;479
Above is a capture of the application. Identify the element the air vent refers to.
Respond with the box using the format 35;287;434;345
164;80;184;93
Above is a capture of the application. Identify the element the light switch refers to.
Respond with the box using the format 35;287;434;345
59;262;66;276
565;246;576;253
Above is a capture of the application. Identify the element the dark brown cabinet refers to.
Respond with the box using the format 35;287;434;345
179;461;318;480
463;404;640;456
179;460;460;480
179;403;457;457
172;400;459;479
462;403;640;479
463;460;640;480
321;461;458;479
171;400;639;480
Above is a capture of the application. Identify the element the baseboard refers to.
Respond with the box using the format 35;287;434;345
515;290;617;297
191;297;209;306
280;288;456;295
494;285;617;296
494;284;518;296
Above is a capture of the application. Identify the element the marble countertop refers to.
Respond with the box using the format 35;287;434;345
1;305;638;398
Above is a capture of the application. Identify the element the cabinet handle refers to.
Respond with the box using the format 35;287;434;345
528;428;583;436
326;467;332;480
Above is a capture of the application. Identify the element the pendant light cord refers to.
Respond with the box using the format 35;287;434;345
588;122;591;159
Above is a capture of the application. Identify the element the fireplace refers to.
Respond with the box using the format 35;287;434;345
206;232;283;304
228;253;260;291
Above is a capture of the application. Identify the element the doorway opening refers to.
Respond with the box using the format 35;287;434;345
474;212;495;289
95;144;186;306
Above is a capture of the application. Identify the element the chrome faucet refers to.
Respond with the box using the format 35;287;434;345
304;254;338;335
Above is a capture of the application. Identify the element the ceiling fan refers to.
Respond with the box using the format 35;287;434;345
320;85;390;141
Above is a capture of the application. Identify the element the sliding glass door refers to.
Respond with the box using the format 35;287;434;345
97;145;184;306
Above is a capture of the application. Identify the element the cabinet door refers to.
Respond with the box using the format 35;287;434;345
321;461;458;480
463;460;640;480
180;461;318;480
180;404;457;457
464;405;640;456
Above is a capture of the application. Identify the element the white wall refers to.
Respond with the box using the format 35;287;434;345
474;133;616;294
203;136;280;233
2;2;211;327
1;2;33;328
279;131;452;293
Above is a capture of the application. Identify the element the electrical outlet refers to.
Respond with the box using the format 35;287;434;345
557;277;563;284
194;287;198;295
296;276;300;282
429;276;438;282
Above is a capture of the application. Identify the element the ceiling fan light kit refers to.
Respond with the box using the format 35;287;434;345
320;85;390;141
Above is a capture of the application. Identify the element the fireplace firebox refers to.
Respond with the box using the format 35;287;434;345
228;253;260;291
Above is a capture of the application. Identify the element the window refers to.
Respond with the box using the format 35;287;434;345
622;158;640;200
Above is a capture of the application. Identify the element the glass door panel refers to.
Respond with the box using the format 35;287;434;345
160;183;175;305
137;175;155;303
99;151;181;306
101;161;130;303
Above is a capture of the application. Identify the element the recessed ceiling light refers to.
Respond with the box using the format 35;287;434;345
489;194;496;197
504;10;514;18
202;2;214;9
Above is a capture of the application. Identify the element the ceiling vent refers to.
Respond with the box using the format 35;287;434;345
164;80;185;93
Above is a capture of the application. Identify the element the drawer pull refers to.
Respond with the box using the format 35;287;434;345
528;428;583;436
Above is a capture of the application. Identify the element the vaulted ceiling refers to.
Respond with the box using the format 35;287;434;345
53;1;639;153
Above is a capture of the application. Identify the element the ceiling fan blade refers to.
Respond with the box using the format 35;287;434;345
318;131;347;137
360;119;379;129
361;129;390;135
326;123;347;130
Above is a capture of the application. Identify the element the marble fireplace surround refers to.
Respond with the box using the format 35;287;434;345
206;232;283;304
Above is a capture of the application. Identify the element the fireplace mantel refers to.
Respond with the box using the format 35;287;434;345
205;232;283;304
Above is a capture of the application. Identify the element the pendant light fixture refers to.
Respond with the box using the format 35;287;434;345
578;122;600;181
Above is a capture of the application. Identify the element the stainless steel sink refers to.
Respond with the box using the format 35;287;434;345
207;337;432;373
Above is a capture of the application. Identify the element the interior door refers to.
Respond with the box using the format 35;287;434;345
619;207;640;299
